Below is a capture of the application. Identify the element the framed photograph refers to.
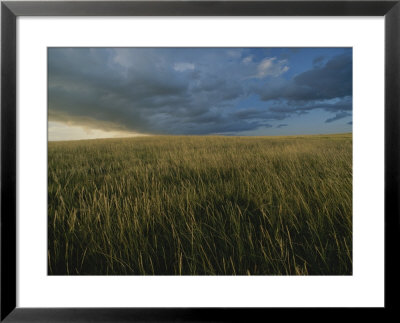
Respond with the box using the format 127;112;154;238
1;0;399;321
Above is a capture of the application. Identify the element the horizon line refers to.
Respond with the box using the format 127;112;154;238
48;132;352;143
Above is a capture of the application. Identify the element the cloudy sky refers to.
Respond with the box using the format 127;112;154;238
48;47;352;141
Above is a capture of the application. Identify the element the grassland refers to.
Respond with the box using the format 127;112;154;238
48;133;352;275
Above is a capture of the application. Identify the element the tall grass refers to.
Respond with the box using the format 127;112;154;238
48;134;352;275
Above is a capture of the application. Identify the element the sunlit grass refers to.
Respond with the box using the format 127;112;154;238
48;133;352;275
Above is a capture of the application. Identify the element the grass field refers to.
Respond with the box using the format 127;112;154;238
48;133;352;275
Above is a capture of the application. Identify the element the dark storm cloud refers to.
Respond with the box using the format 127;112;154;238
49;48;352;135
277;124;288;128
268;96;352;114
257;54;352;102
233;108;287;121
49;48;252;134
325;112;352;123
254;53;352;125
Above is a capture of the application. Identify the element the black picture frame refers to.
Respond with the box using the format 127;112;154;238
1;0;399;321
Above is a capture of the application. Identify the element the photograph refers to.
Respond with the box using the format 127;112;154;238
47;47;352;276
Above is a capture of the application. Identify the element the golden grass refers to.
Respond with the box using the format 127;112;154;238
48;133;352;275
